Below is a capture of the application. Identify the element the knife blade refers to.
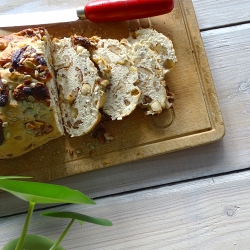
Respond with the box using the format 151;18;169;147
0;0;174;28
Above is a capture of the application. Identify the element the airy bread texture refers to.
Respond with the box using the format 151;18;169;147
127;28;177;114
0;28;64;158
128;29;177;71
91;37;141;120
52;36;108;136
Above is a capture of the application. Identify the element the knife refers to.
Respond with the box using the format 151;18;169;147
0;0;174;28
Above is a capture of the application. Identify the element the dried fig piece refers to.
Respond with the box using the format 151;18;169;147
142;95;153;105
10;45;52;82
72;36;97;51
13;82;50;104
0;77;8;107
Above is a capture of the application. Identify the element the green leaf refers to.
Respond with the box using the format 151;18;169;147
76;219;85;226
2;234;65;250
0;179;95;205
0;176;31;180
41;211;113;226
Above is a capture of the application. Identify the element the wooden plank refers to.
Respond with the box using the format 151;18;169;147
0;0;224;183
1;2;250;249
1;170;250;249
192;0;250;30
0;1;250;215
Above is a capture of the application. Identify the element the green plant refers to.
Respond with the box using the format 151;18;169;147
0;176;112;250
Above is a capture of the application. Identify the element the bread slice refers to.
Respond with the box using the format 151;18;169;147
0;28;64;158
52;36;108;137
127;28;177;115
90;37;141;120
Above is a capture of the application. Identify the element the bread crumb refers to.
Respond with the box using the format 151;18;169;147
76;148;82;154
89;149;95;158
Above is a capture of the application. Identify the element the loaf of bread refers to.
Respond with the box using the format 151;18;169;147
90;37;141;120
0;27;176;158
52;36;108;136
0;28;64;158
127;28;177;114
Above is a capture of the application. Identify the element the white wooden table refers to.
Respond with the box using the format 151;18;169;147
1;0;250;249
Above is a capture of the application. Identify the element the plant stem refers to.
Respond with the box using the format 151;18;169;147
49;219;75;250
15;202;35;250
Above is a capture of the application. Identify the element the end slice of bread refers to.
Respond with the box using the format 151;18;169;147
127;28;177;115
52;36;107;137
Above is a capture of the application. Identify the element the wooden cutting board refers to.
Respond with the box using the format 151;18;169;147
0;0;224;182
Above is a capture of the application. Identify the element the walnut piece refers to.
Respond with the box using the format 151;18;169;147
25;121;53;136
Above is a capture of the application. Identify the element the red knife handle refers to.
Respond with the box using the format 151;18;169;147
82;0;174;22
